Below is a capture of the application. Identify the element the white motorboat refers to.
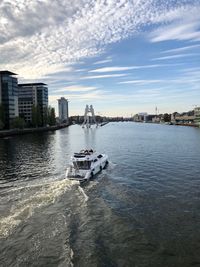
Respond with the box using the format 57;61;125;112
66;149;108;182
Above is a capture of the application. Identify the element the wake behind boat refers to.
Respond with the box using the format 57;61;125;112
66;149;108;182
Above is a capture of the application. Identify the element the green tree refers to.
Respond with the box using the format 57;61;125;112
37;105;42;127
32;105;42;127
49;107;56;126
43;106;48;126
10;117;25;129
163;113;171;122
32;105;37;127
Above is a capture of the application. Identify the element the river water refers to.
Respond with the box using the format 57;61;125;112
0;123;200;267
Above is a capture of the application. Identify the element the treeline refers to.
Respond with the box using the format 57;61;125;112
31;105;56;127
0;104;56;130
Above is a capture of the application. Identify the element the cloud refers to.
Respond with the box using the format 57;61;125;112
89;66;137;73
161;44;200;54
89;64;182;73
0;0;198;79
49;90;105;105
93;59;112;65
54;85;98;92
119;79;162;85
153;53;198;61
81;74;127;79
74;68;88;72
150;4;200;42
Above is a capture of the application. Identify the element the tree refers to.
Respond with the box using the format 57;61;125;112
32;105;37;127
49;107;56;126
43;106;48;126
163;113;171;122
10;117;25;129
32;105;42;127
36;105;42;127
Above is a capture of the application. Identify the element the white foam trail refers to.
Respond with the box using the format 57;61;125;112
9;178;79;193
70;248;74;267
0;179;79;238
86;180;98;190
78;186;89;202
107;161;117;169
0;206;32;238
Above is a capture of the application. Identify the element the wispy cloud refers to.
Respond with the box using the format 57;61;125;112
49;90;105;105
81;73;127;79
74;68;88;72
150;4;200;42
161;44;200;54
0;0;198;79
153;53;199;61
54;85;98;93
119;79;162;85
93;59;112;65
89;66;137;73
89;64;183;73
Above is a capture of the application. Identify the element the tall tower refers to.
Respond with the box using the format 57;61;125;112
58;97;69;123
155;106;158;116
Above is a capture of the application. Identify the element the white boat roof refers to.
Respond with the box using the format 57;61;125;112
72;150;104;161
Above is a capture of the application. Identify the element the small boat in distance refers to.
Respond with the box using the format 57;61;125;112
66;149;108;182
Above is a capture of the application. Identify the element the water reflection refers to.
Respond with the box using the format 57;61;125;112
83;127;97;148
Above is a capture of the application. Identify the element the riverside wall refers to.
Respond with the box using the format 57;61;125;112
0;124;70;138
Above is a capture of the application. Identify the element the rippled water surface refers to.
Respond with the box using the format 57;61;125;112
1;123;200;267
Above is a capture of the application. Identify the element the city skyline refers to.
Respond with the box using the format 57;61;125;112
0;0;200;116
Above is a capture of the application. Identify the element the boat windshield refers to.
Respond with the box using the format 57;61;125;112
73;161;91;170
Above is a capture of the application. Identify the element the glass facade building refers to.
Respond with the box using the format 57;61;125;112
58;97;69;122
0;71;19;129
18;83;48;126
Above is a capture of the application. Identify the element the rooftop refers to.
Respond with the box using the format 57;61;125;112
0;70;17;76
58;97;68;101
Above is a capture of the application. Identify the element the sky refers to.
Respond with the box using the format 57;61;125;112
0;0;200;117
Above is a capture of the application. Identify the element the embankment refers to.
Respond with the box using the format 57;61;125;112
0;124;70;138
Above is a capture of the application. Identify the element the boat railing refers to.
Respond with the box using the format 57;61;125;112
74;149;95;157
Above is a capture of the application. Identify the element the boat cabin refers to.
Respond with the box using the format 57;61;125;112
72;150;104;171
73;149;94;158
73;161;91;170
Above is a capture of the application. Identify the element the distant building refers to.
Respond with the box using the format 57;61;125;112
171;112;194;125
152;116;161;123
145;114;157;122
194;107;200;127
0;70;19;129
18;83;48;126
133;112;148;122
58;97;69;122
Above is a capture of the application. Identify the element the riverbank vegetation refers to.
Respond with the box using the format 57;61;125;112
0;104;56;130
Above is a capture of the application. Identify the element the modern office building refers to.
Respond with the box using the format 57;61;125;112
0;70;19;129
18;83;48;125
58;97;69;122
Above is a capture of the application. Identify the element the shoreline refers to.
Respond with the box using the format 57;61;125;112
0;123;70;138
134;121;199;128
